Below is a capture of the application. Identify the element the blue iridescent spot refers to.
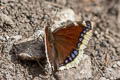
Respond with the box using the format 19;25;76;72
83;30;86;34
86;28;89;31
79;37;82;41
71;53;75;58
73;50;78;55
77;42;81;47
80;33;83;36
88;25;91;29
87;23;90;26
69;57;72;61
86;21;91;29
65;60;68;64
87;23;91;29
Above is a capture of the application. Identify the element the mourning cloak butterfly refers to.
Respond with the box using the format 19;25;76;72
45;21;92;71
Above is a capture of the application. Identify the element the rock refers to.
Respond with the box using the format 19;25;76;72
13;38;45;60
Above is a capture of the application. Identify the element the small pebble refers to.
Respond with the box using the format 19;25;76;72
117;61;120;67
112;64;117;68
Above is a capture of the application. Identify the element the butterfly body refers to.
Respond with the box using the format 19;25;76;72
45;21;92;71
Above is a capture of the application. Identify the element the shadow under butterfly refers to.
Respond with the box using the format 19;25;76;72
45;21;93;73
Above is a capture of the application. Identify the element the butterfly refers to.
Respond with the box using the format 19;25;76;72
45;21;93;72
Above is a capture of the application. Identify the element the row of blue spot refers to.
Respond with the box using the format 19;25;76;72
64;50;78;64
63;21;91;65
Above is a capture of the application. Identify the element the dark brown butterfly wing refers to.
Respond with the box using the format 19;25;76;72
45;26;60;70
52;22;86;66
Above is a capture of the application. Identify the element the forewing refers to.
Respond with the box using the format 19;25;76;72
53;22;86;66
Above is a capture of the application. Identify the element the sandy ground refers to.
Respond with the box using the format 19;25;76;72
0;0;120;80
